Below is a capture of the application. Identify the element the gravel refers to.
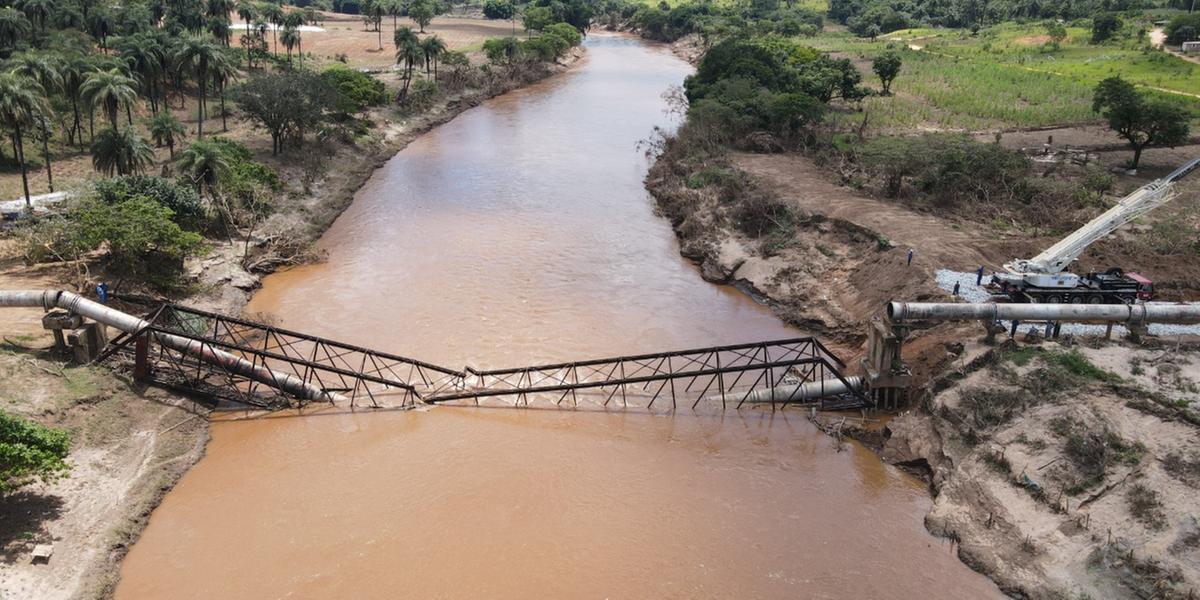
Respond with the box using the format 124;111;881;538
933;269;1200;338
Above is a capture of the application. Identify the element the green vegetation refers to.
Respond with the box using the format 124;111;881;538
321;65;387;114
235;70;340;155
0;409;70;494
1093;76;1191;170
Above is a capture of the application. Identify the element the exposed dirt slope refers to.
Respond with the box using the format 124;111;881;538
886;341;1200;599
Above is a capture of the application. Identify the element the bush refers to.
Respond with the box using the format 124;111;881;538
522;34;569;61
30;196;204;289
0;410;70;494
404;79;440;111
544;22;582;48
93;175;207;232
483;36;520;64
1165;13;1200;46
482;0;514;20
320;65;386;114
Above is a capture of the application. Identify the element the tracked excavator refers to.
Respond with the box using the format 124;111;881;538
988;157;1200;304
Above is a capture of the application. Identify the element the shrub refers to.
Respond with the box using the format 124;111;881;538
404;79;440;112
0;410;70;494
320;65;386;114
1165;13;1200;46
29;196;204;289
93;175;207;232
544;22;582;48
482;0;514;20
521;35;568;61
483;36;520;64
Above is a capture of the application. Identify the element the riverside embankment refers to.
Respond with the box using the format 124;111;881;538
113;34;1004;599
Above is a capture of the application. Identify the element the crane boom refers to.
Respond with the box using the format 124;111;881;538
1005;157;1200;276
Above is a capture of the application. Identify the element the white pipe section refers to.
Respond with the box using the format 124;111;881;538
887;301;1200;325
710;376;865;404
0;290;339;403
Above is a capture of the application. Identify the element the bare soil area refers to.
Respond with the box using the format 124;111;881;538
0;244;209;600
295;12;522;68
885;341;1200;599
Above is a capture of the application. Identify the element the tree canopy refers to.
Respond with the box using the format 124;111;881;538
1092;77;1190;170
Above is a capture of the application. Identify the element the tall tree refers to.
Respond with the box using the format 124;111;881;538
60;51;95;147
90;125;154;176
366;0;386;48
0;72;49;209
209;48;238;130
11;51;61;191
281;26;300;63
15;0;53;42
394;27;420;100
80;68;137;130
1093;77;1191;170
236;0;257;30
385;0;404;29
260;3;284;57
0;8;31;58
117;32;167;113
174;33;221;138
420;35;445;77
872;50;901;96
148;110;186;158
409;0;435;33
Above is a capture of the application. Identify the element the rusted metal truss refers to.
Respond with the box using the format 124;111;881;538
442;338;864;410
96;304;869;412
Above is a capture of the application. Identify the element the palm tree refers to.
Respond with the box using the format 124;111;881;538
177;139;230;199
366;0;385;49
394;27;420;101
148;111;185;158
116;33;167;113
209;49;238;131
174;33;221;138
280;26;299;64
385;0;403;29
236;0;256;30
60;52;94;147
207;0;235;46
90;126;154;176
208;15;232;46
80;68;137;130
420;35;445;78
0;8;31;58
15;0;52;41
0;72;48;210
260;3;283;57
11;51;61;192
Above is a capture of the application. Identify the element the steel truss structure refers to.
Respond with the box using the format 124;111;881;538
96;304;869;411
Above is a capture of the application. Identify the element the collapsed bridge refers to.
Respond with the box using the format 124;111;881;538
2;290;869;412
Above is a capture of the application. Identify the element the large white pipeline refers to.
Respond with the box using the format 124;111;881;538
887;301;1200;325
0;290;338;403
709;376;865;404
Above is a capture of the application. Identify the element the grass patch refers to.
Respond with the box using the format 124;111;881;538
1126;483;1167;531
1162;452;1200;487
1051;415;1145;490
960;386;1029;430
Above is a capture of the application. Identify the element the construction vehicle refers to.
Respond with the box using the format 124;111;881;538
988;157;1200;304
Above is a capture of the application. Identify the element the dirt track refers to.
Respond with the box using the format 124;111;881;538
732;152;997;272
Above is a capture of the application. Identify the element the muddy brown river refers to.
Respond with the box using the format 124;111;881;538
115;35;1003;598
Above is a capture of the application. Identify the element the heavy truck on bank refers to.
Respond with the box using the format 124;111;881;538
988;157;1200;304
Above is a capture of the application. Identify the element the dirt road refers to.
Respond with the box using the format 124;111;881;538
732;152;998;271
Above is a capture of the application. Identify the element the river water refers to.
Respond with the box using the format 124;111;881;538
115;35;1002;598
